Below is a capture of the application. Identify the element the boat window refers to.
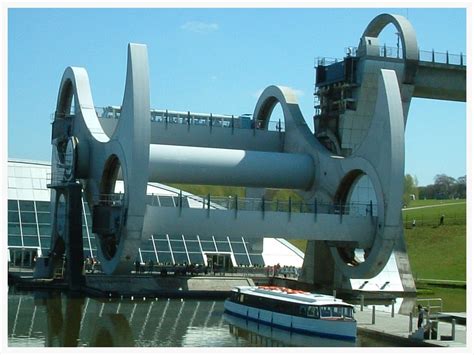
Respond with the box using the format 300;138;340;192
332;306;342;317
239;294;245;303
299;305;307;316
343;307;353;318
307;306;319;318
320;306;332;318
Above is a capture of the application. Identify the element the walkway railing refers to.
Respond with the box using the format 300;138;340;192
51;109;285;132
415;298;443;315
148;193;376;217
46;171;68;185
94;107;286;132
316;45;466;67
419;49;466;66
97;193;124;206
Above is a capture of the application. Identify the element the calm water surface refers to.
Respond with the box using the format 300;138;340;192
8;288;394;347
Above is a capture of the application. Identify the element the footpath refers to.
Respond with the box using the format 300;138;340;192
354;305;467;347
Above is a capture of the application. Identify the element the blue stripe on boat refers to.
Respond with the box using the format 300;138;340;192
224;308;356;342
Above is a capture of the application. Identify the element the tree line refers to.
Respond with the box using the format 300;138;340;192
404;174;466;204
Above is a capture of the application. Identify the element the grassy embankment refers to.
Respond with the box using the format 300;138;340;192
403;199;466;281
402;199;466;311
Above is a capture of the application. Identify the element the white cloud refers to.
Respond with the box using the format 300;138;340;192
180;21;219;34
253;87;304;99
292;88;305;97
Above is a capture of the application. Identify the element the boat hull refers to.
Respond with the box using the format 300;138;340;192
223;312;356;347
224;299;357;341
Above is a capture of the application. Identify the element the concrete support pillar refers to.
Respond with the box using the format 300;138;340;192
64;182;85;291
245;187;265;254
299;240;335;287
393;224;417;293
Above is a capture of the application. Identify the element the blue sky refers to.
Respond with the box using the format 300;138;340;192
6;7;467;186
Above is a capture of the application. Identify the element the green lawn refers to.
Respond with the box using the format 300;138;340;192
289;240;307;253
290;225;466;281
402;201;466;282
169;184;303;203
405;198;466;208
404;225;466;281
168;184;246;198
402;199;466;227
415;285;466;312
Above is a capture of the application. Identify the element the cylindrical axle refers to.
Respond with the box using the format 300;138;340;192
148;144;315;189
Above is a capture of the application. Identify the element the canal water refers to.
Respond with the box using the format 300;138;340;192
8;288;395;347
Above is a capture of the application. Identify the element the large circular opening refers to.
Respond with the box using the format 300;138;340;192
376;23;405;60
98;154;124;260
100;154;122;196
335;171;377;266
254;94;286;132
265;101;285;131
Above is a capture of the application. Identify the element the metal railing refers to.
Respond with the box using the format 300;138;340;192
415;298;443;315
97;193;124;206
315;57;340;66
419;49;466;66
149;193;377;216
50;108;286;132
316;45;466;67
46;171;67;185
46;149;75;185
94;107;286;132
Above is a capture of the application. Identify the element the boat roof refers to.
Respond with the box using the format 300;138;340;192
232;286;354;307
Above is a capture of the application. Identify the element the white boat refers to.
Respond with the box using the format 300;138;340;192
223;312;357;347
223;285;357;341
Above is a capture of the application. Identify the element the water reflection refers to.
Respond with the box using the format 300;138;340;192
8;289;235;347
8;289;401;347
223;313;356;347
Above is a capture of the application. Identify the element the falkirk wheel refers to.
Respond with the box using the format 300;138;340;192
44;13;446;292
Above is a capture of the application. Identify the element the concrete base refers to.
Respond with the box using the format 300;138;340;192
300;228;417;295
31;258;52;279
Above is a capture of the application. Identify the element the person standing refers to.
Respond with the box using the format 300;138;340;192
417;304;425;328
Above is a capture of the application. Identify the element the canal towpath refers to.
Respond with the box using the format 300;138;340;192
354;305;467;347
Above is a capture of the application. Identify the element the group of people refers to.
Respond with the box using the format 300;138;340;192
133;260;208;276
135;259;155;274
265;264;301;278
84;257;99;273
